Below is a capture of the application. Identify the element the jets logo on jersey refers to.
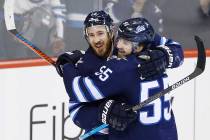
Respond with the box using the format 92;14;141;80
95;66;113;81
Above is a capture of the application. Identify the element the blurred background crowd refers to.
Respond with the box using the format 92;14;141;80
0;0;209;60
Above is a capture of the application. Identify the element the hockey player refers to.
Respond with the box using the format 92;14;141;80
55;11;183;139
58;17;183;140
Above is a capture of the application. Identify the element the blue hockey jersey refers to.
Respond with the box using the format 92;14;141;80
63;34;183;140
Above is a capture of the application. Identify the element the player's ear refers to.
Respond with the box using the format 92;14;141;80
135;45;144;53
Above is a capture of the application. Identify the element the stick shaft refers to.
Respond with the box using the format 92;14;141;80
10;29;56;67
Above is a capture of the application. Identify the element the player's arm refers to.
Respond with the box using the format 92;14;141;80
69;98;137;133
62;56;138;132
55;51;103;131
57;52;139;131
136;34;184;80
55;50;85;77
55;50;101;130
69;97;137;132
152;34;184;68
55;50;125;101
63;62;136;132
68;100;108;133
62;59;130;103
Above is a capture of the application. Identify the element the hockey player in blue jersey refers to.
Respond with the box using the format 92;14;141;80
55;11;183;140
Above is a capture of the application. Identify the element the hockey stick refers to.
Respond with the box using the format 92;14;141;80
4;0;56;67
79;35;206;140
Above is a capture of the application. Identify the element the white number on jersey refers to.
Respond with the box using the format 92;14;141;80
139;77;171;125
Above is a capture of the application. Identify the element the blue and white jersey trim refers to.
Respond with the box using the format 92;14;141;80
69;102;79;111
69;106;82;121
168;40;180;45
160;37;167;45
160;37;180;46
83;77;104;100
72;76;88;102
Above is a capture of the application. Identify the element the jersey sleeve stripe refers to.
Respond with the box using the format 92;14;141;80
166;39;180;46
72;76;88;102
83;77;104;100
168;41;180;45
69;106;82;121
160;36;167;45
69;102;79;111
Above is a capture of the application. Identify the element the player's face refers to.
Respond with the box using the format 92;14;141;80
86;25;112;58
116;38;133;58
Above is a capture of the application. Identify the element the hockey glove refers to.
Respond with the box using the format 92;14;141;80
98;100;137;131
55;50;85;77
137;49;168;80
156;45;178;68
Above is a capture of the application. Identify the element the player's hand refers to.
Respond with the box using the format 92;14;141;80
137;49;167;80
98;99;137;131
55;50;85;77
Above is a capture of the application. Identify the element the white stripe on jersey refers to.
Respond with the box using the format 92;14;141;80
161;37;180;46
69;106;82;121
69;102;79;110
168;41;180;45
83;77;104;100
72;76;88;102
160;37;167;45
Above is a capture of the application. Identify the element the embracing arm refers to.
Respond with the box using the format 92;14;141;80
153;34;184;68
136;34;184;80
62;60;130;103
62;59;137;131
68;101;108;133
62;64;104;130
